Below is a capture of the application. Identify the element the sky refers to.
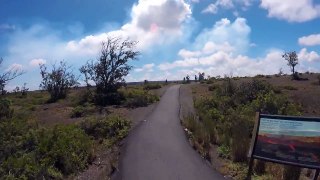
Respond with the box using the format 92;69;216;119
1;0;320;90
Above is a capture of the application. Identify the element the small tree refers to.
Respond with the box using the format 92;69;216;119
21;83;29;97
186;75;190;83
40;61;78;102
80;37;139;106
0;58;24;95
282;51;298;78
198;72;205;81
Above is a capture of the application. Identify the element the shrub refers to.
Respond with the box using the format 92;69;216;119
0;124;93;179
0;98;13;120
217;77;236;97
143;83;162;90
35;125;93;175
123;88;159;108
80;116;131;145
282;165;301;180
94;91;125;106
217;144;230;159
255;74;265;78
208;85;218;91
254;160;266;175
235;79;272;104
282;85;298;90
273;87;282;94
71;106;85;118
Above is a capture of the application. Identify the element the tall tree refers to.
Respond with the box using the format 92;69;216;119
80;37;140;105
282;51;298;77
0;58;24;95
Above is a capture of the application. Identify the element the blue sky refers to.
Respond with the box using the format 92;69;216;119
1;0;320;90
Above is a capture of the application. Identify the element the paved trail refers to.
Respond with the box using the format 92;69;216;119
113;85;225;180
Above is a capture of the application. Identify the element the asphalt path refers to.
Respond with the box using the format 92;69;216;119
113;85;225;180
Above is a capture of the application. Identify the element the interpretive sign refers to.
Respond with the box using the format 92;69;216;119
247;113;320;179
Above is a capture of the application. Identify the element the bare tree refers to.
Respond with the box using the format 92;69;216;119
0;58;24;95
80;37;139;105
282;51;298;78
40;61;78;102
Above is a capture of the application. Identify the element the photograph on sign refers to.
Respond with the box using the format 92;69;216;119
253;117;320;168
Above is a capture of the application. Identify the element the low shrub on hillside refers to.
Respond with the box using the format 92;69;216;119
80;116;131;146
282;85;298;90
0;121;93;179
143;83;162;90
71;106;85;118
1;106;132;179
121;88;159;108
188;78;302;178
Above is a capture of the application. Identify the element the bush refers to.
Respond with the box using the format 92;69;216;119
235;79;272;104
282;85;298;90
143;83;162;90
190;78;301;166
217;144;230;159
39;61;78;103
123;88;159;108
80;116;131;145
0;98;13;120
283;165;301;180
0;124;93;179
71;106;85;118
35;125;93;175
94;91;125;106
208;85;218;91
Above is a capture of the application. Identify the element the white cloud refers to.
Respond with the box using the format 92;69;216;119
194;18;251;54
67;0;192;54
298;48;320;62
29;58;46;67
134;63;155;72
298;33;320;46
6;63;23;72
202;4;218;14
178;49;201;58
157;48;320;79
202;0;253;14
202;0;234;14
260;0;320;22
190;0;199;3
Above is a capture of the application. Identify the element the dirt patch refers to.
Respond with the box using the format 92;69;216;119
179;84;196;120
76;146;119;180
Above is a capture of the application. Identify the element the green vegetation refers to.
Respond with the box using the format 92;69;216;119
0;96;131;179
71;106;85;118
120;87;159;108
80;37;140;106
39;61;79;103
80;116;131;146
184;78;301;179
281;85;298;90
143;83;162;90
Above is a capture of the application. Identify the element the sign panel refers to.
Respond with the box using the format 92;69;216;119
252;114;320;169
